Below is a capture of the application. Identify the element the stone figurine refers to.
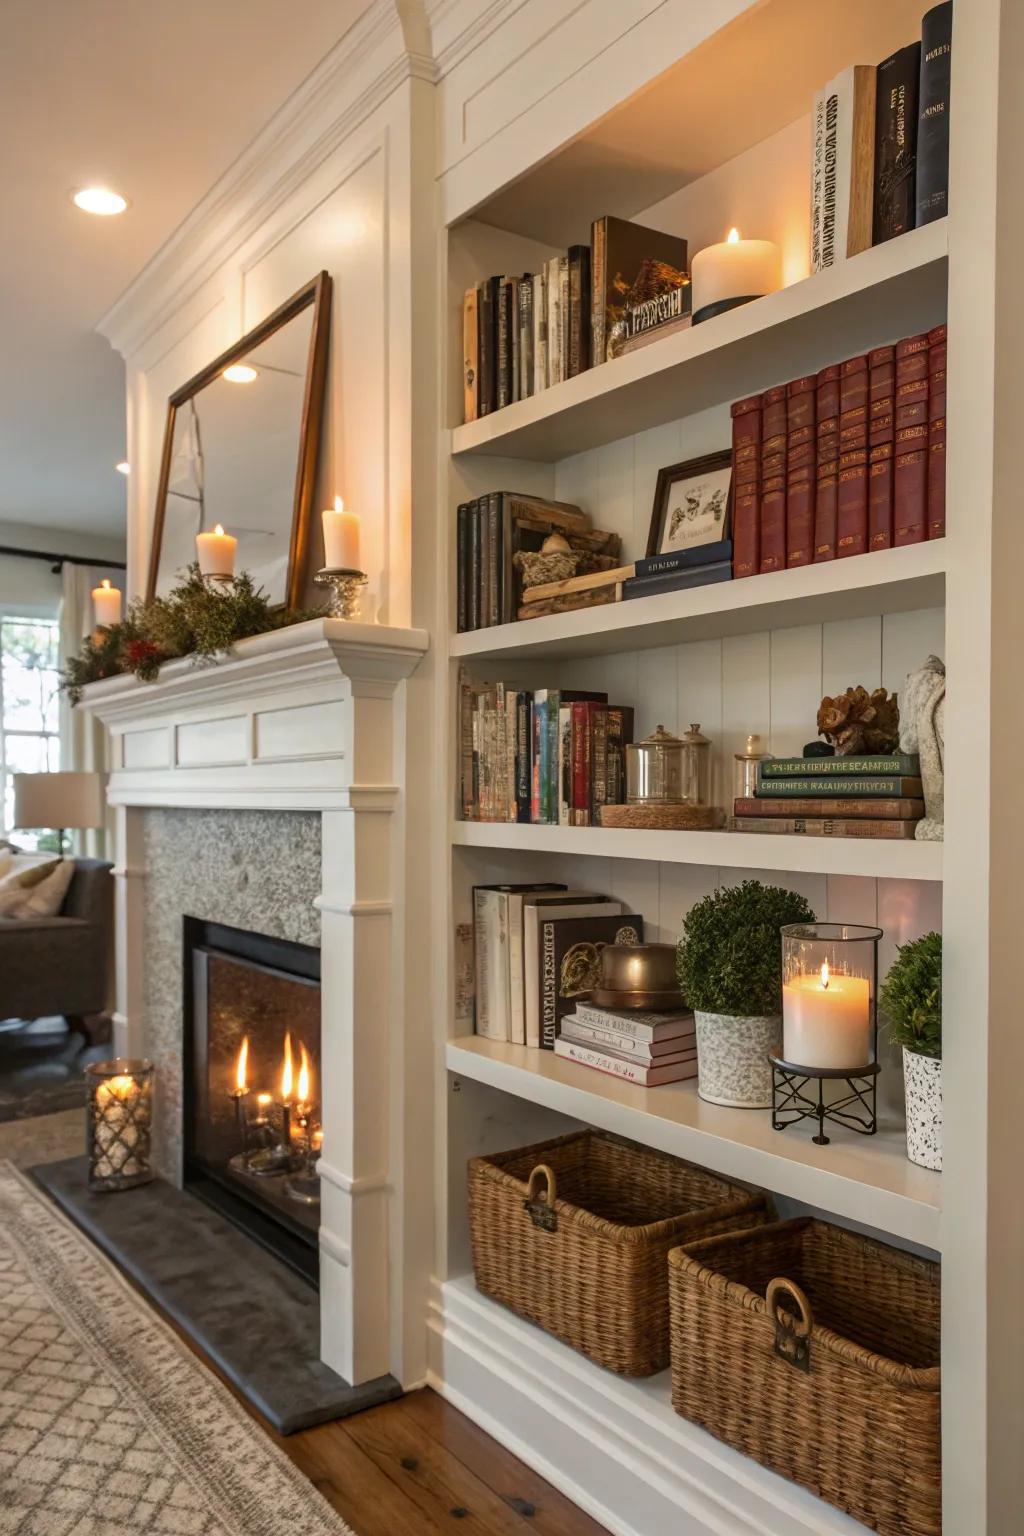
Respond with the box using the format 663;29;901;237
900;655;945;841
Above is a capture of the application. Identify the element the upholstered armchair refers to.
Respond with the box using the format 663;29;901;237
0;858;113;1036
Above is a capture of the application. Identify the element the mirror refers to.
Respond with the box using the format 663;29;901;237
148;272;331;607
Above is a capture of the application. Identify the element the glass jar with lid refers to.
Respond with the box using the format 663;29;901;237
733;733;772;801
626;723;712;806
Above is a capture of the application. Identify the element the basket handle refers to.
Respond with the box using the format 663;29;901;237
523;1163;558;1232
766;1277;813;1373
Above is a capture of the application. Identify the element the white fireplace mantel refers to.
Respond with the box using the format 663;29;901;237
80;617;428;1389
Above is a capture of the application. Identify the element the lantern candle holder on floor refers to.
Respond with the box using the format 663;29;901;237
772;924;883;1145
86;1059;154;1191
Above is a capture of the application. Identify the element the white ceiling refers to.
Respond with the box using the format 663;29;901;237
0;0;374;543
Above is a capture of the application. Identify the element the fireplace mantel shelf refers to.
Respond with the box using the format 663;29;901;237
79;617;429;812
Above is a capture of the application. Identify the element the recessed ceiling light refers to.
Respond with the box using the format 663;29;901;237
72;187;129;216
222;364;258;384
115;461;130;475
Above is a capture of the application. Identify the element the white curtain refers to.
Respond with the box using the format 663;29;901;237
59;564;120;859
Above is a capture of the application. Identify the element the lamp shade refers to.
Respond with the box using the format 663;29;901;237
13;771;105;831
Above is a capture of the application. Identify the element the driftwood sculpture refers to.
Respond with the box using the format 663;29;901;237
817;686;900;757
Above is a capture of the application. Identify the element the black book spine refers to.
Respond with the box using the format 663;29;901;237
478;278;498;416
487;491;501;627
497;278;513;410
567;244;592;377
518;276;534;399
916;3;952;227
456;502;469;633
515;692;531;822
873;43;921;244
467;498;481;631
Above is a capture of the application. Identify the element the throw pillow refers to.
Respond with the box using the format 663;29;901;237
17;857;75;919
0;854;73;918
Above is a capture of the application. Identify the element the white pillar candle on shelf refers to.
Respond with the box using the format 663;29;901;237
782;962;872;1070
690;228;781;323
196;523;237;577
321;496;361;570
91;578;122;628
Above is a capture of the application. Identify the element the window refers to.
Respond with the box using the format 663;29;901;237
0;617;61;844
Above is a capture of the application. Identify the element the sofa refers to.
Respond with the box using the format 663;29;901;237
0;857;113;1034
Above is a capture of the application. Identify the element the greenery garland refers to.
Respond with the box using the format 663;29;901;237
62;564;325;704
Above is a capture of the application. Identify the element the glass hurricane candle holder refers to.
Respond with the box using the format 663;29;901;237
86;1059;154;1191
772;924;883;1145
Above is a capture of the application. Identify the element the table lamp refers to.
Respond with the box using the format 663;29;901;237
13;771;105;857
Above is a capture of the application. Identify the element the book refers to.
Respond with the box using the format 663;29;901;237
810;65;877;271
760;753;921;778
546;254;565;385
813;363;841;561
759;385;787;572
735;796;924;819
456;503;470;633
894;332;930;545
497;276;515;410
786;375;817;567
454;922;474;1028
731;394;761;578
590;215;688;367
754;775;923;798
517;276;534;400
537;910;642;1050
467;498;481;631
617;309;692;355
928;322;946;538
532;269;548;393
571;700;606;826
916;2;953;227
837;355;868;557
874;42;921;245
478;276;498;416
573;1001;695;1041
560;1013;695;1061
605;706;634;808
521;894;618;1048
567;244;592;377
731;816;921;840
553;1036;697;1085
462;288;479;423
634;540;732;580
474;883;566;1043
868;343;895;550
621;561;732;600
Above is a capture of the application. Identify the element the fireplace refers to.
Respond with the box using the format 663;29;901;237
183;916;322;1284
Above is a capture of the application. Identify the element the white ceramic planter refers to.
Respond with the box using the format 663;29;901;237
695;1010;782;1108
903;1046;942;1170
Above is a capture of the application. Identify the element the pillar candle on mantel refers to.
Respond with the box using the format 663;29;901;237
196;523;237;577
782;962;872;1070
91;578;122;628
321;496;360;571
690;228;781;324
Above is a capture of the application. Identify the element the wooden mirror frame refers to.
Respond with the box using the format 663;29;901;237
146;270;332;607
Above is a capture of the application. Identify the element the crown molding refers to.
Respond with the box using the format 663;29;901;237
97;0;438;361
426;0;518;76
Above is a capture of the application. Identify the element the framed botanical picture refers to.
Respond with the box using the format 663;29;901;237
646;450;732;558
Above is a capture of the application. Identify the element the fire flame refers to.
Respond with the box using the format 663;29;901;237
727;227;740;244
820;959;830;990
281;1032;294;1102
234;1036;249;1093
334;495;345;513
297;1044;311;1108
214;523;225;536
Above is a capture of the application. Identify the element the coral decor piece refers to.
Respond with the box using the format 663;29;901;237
816;685;900;756
61;564;325;703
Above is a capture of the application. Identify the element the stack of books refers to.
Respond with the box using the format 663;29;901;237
730;323;947;580
459;674;634;825
555;1002;697;1086
733;752;925;839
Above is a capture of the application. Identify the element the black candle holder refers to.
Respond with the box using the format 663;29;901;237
770;1057;880;1145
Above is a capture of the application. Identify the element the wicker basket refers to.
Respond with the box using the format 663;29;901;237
668;1218;941;1535
468;1129;770;1375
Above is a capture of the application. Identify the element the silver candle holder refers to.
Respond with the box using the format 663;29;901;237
314;567;368;620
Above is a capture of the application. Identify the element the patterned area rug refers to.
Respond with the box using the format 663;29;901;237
0;1163;354;1535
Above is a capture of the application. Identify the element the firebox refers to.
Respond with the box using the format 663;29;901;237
183;916;321;1284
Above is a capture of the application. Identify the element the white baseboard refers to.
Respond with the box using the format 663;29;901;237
427;1276;866;1536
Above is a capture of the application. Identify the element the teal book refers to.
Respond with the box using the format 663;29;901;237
755;775;923;798
760;753;920;779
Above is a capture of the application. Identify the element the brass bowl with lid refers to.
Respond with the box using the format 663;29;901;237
589;942;686;1010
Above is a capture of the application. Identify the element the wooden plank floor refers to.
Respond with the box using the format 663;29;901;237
279;1388;609;1536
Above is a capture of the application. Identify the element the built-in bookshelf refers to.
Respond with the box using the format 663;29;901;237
430;2;1012;1532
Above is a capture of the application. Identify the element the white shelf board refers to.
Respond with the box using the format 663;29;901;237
451;221;947;462
452;818;943;882
450;539;946;663
446;1036;941;1250
430;1275;872;1536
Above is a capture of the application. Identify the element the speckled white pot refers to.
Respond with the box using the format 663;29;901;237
695;1010;782;1108
903;1047;942;1171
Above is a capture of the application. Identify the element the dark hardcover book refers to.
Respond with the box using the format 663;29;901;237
620;285;689;347
518;275;534;399
916;2;952;227
761;752;920;778
894;333;930;544
759;386;787;572
605;706;634;806
634;540;733;579
486;491;501;626
478;277;499;416
837;355;868;557
873;42;921;245
515;692;532;822
456;502;470;632
497;277;515;409
735;796;924;819
539;912;645;1049
731;394;761;578
786;375;817;568
813;364;841;561
467;498;482;631
567;244;592;377
622;561;733;601
868;343;895;550
732;816;920;840
590;215;688;366
754;775;923;798
928;322;947;538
